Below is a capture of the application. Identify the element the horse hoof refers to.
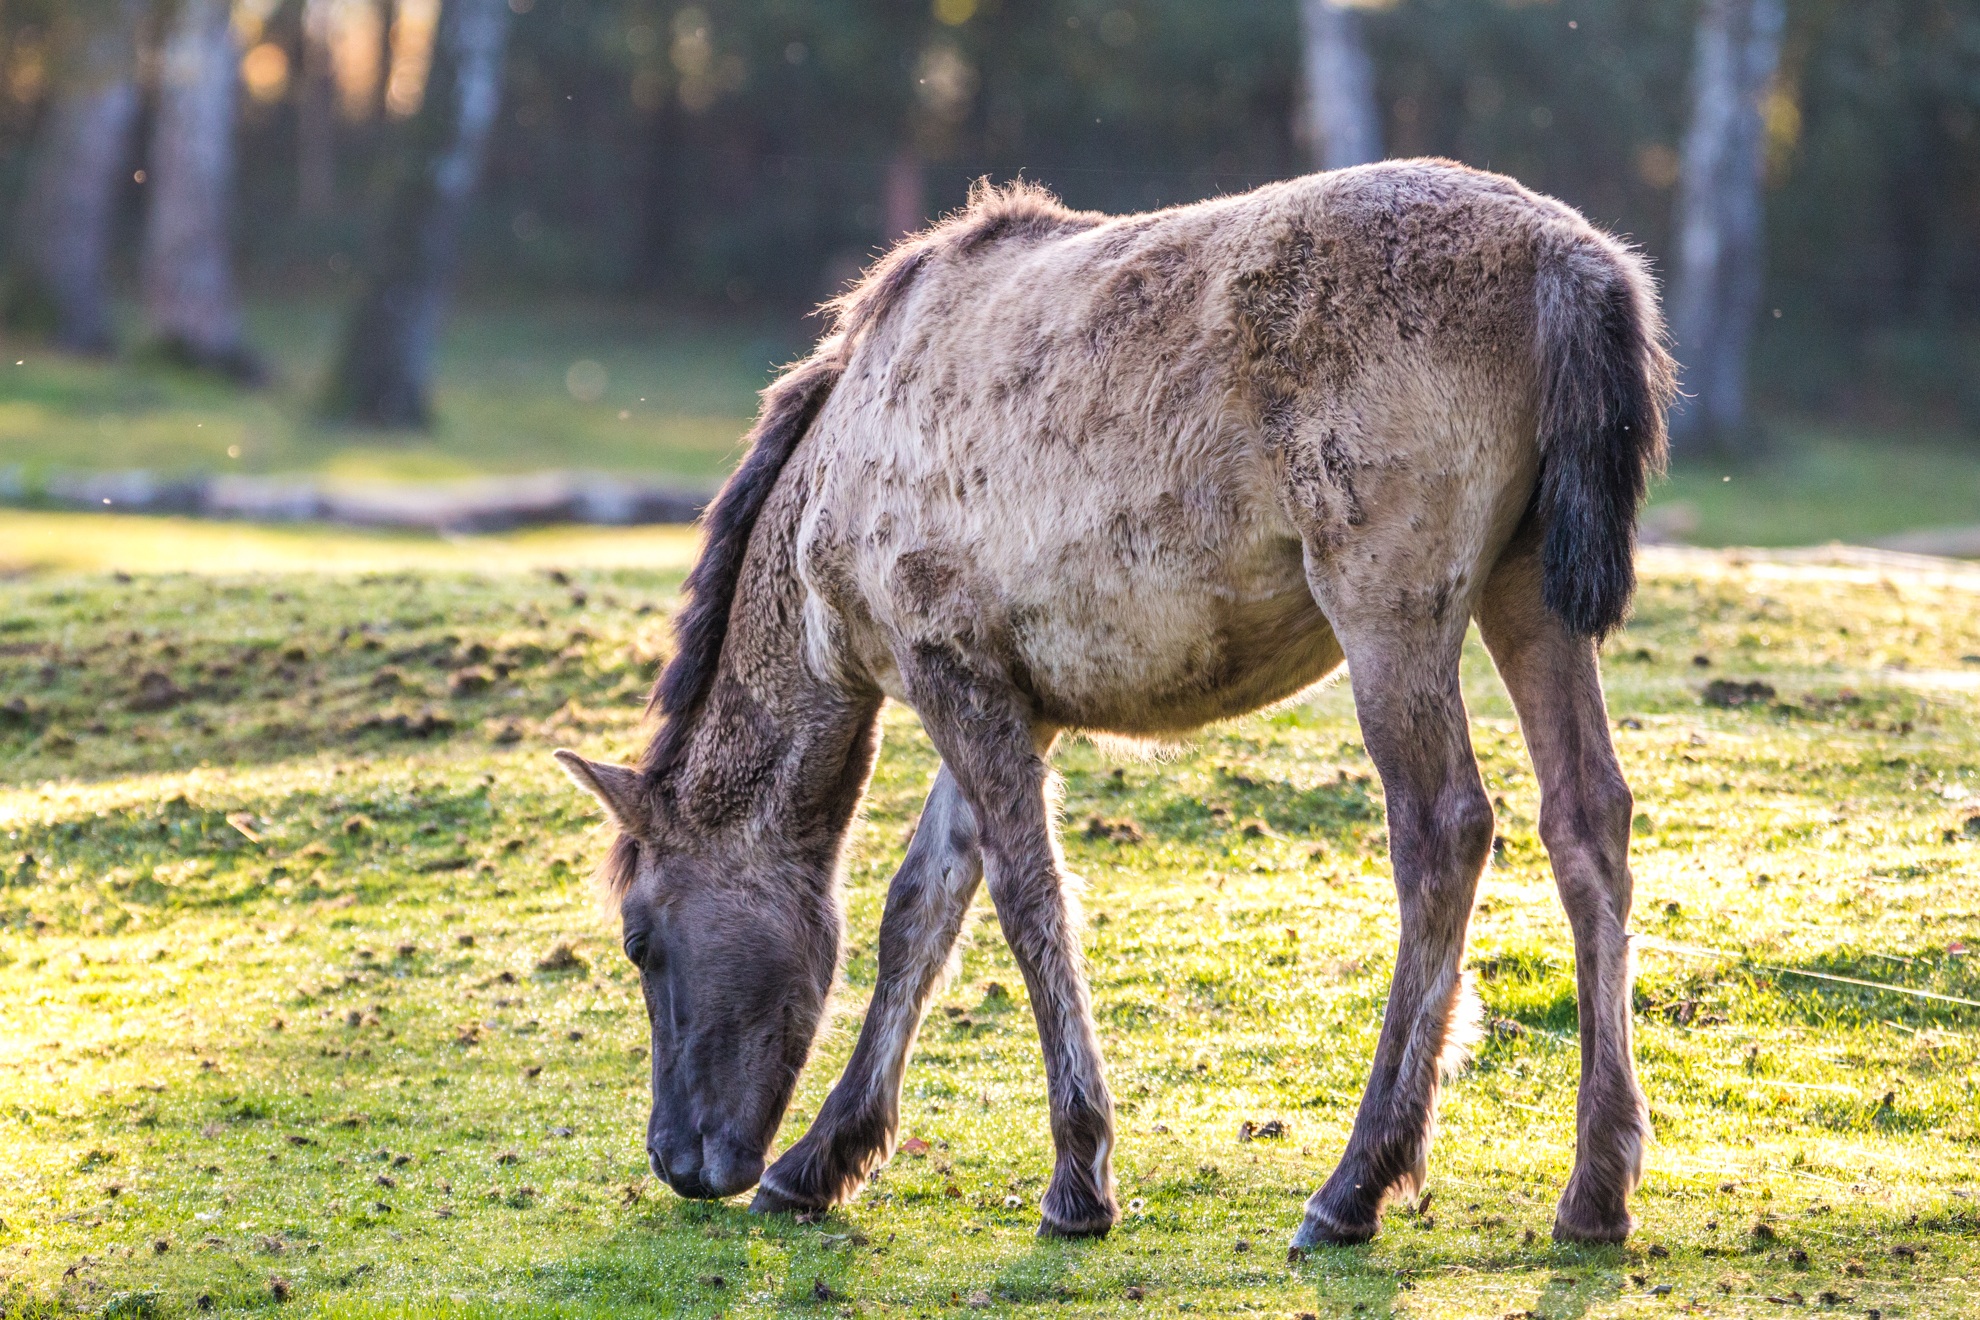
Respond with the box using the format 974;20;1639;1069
1036;1189;1118;1239
1551;1210;1634;1245
1036;1213;1114;1240
1289;1204;1378;1253
747;1183;818;1217
1552;1177;1634;1244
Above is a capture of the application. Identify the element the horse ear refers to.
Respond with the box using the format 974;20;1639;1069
552;750;647;834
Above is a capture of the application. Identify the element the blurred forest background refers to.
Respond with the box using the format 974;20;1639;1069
0;0;1977;543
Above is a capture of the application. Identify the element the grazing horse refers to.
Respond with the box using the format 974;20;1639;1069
555;159;1674;1250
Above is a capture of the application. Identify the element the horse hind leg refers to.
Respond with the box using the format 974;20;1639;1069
1290;601;1493;1252
1476;537;1647;1243
753;764;983;1214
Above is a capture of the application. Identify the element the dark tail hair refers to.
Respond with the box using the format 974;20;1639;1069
1531;234;1676;638
640;351;844;779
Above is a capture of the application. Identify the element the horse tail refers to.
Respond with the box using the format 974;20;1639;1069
643;350;843;773
1530;231;1676;639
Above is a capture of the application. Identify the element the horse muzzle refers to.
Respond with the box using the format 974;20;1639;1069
650;1135;764;1200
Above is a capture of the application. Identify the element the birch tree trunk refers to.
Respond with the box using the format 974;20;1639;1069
298;0;337;217
8;0;147;353
1668;0;1785;452
883;146;926;242
142;0;260;379
322;0;511;427
1298;0;1382;171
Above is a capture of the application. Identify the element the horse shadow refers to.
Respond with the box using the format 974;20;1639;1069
539;1199;1103;1312
1527;1257;1625;1319
1295;1242;1622;1319
1297;1245;1405;1315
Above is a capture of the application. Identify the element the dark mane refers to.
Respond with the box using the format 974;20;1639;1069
637;351;842;783
640;179;1094;784
597;830;641;904
597;353;840;899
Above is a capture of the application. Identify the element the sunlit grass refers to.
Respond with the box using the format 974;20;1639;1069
1;522;1977;1316
0;299;786;486
6;296;1980;560
0;510;703;579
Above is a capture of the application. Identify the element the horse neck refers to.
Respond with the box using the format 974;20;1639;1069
665;497;879;867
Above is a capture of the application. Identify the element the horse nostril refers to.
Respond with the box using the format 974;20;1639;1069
667;1169;719;1199
699;1146;765;1198
665;1149;707;1196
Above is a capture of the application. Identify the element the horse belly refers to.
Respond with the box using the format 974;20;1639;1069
1006;543;1342;735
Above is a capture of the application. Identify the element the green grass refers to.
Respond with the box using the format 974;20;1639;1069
4;297;1980;555
1652;427;1980;549
0;511;702;579
3;515;1980;1318
0;301;796;486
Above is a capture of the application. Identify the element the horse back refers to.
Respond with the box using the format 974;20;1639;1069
791;162;1609;731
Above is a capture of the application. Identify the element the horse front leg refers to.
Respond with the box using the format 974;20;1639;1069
904;645;1119;1238
1291;613;1493;1252
752;764;982;1214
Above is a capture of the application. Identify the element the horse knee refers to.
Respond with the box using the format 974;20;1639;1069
1443;785;1496;874
1390;780;1493;881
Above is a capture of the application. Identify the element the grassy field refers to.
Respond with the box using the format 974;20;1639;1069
2;515;1980;1319
0;302;793;487
5;300;1980;552
1653;429;1980;550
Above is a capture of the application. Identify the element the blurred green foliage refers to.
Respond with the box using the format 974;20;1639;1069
1;0;1978;430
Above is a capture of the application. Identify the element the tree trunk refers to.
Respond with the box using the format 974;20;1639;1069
1668;0;1785;453
883;145;925;242
377;0;400;121
298;0;337;216
633;94;677;294
142;0;260;379
1298;0;1382;171
7;0;147;353
322;0;511;428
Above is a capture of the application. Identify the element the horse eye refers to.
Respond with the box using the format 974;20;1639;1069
623;930;649;966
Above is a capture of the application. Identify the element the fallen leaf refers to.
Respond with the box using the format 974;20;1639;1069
536;941;588;974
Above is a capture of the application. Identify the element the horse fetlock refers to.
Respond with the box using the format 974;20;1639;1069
1554;1097;1645;1243
1578;1079;1650;1183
